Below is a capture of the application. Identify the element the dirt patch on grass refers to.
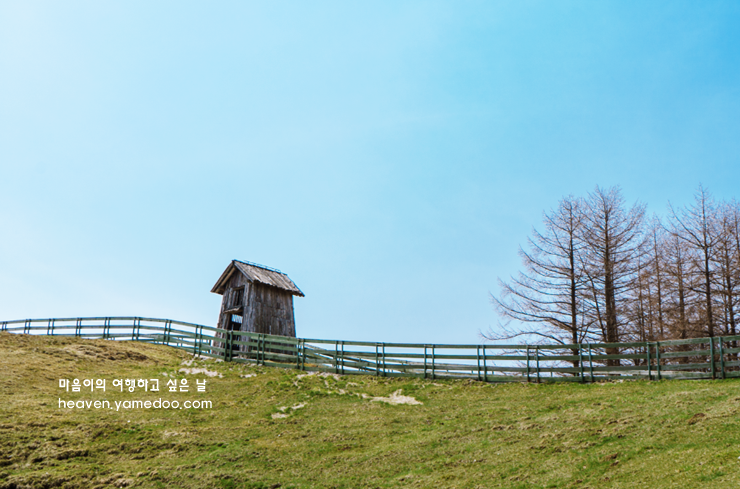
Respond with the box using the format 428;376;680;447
272;403;307;419
363;389;422;405
62;344;149;362
178;368;222;377
688;412;707;425
0;473;73;489
296;371;342;381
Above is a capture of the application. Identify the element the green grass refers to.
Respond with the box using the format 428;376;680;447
2;332;740;488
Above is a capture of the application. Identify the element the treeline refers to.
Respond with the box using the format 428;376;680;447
491;185;740;348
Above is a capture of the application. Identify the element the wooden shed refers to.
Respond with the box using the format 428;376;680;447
211;260;304;346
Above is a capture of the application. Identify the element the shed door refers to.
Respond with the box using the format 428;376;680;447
228;314;243;351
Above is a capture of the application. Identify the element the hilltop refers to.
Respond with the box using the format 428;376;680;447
1;332;740;488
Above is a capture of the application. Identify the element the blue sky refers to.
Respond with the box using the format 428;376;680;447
2;1;740;344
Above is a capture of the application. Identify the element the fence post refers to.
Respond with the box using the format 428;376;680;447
76;318;82;337
578;344;584;382
588;344;594;382
482;347;487;382
234;330;239;362
423;346;428;379
431;345;435;380
301;339;306;371
526;346;531;383
340;341;345;375
710;336;716;380
382;343;386;377
535;346;540;383
719;337;725;379
646;342;652;381
656;342;661;380
476;346;481;381
334;341;339;374
1;321;6;332
375;344;379;376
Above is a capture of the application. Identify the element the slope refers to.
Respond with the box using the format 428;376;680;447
1;332;740;488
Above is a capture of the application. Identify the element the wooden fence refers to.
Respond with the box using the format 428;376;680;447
3;316;740;382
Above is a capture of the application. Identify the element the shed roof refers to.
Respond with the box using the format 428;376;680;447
211;260;305;297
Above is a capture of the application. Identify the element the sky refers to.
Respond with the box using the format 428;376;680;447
2;1;740;344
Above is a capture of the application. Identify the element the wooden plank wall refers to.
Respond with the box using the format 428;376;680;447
245;282;296;337
215;273;251;350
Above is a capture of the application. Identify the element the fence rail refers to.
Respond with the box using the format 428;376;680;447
2;317;739;382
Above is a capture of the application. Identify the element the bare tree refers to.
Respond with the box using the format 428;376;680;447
713;200;740;338
629;254;651;343
579;186;646;364
726;199;740;354
488;196;590;347
662;232;696;340
650;217;665;339
625;218;670;344
669;185;720;337
647;218;667;339
488;185;740;356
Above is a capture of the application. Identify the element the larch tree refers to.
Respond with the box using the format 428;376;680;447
579;186;646;364
669;185;720;337
647;218;667;339
713;200;740;338
662;231;695;340
627;218;669;343
489;184;740;355
488;195;590;348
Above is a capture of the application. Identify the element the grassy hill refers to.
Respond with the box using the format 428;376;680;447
2;332;740;488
